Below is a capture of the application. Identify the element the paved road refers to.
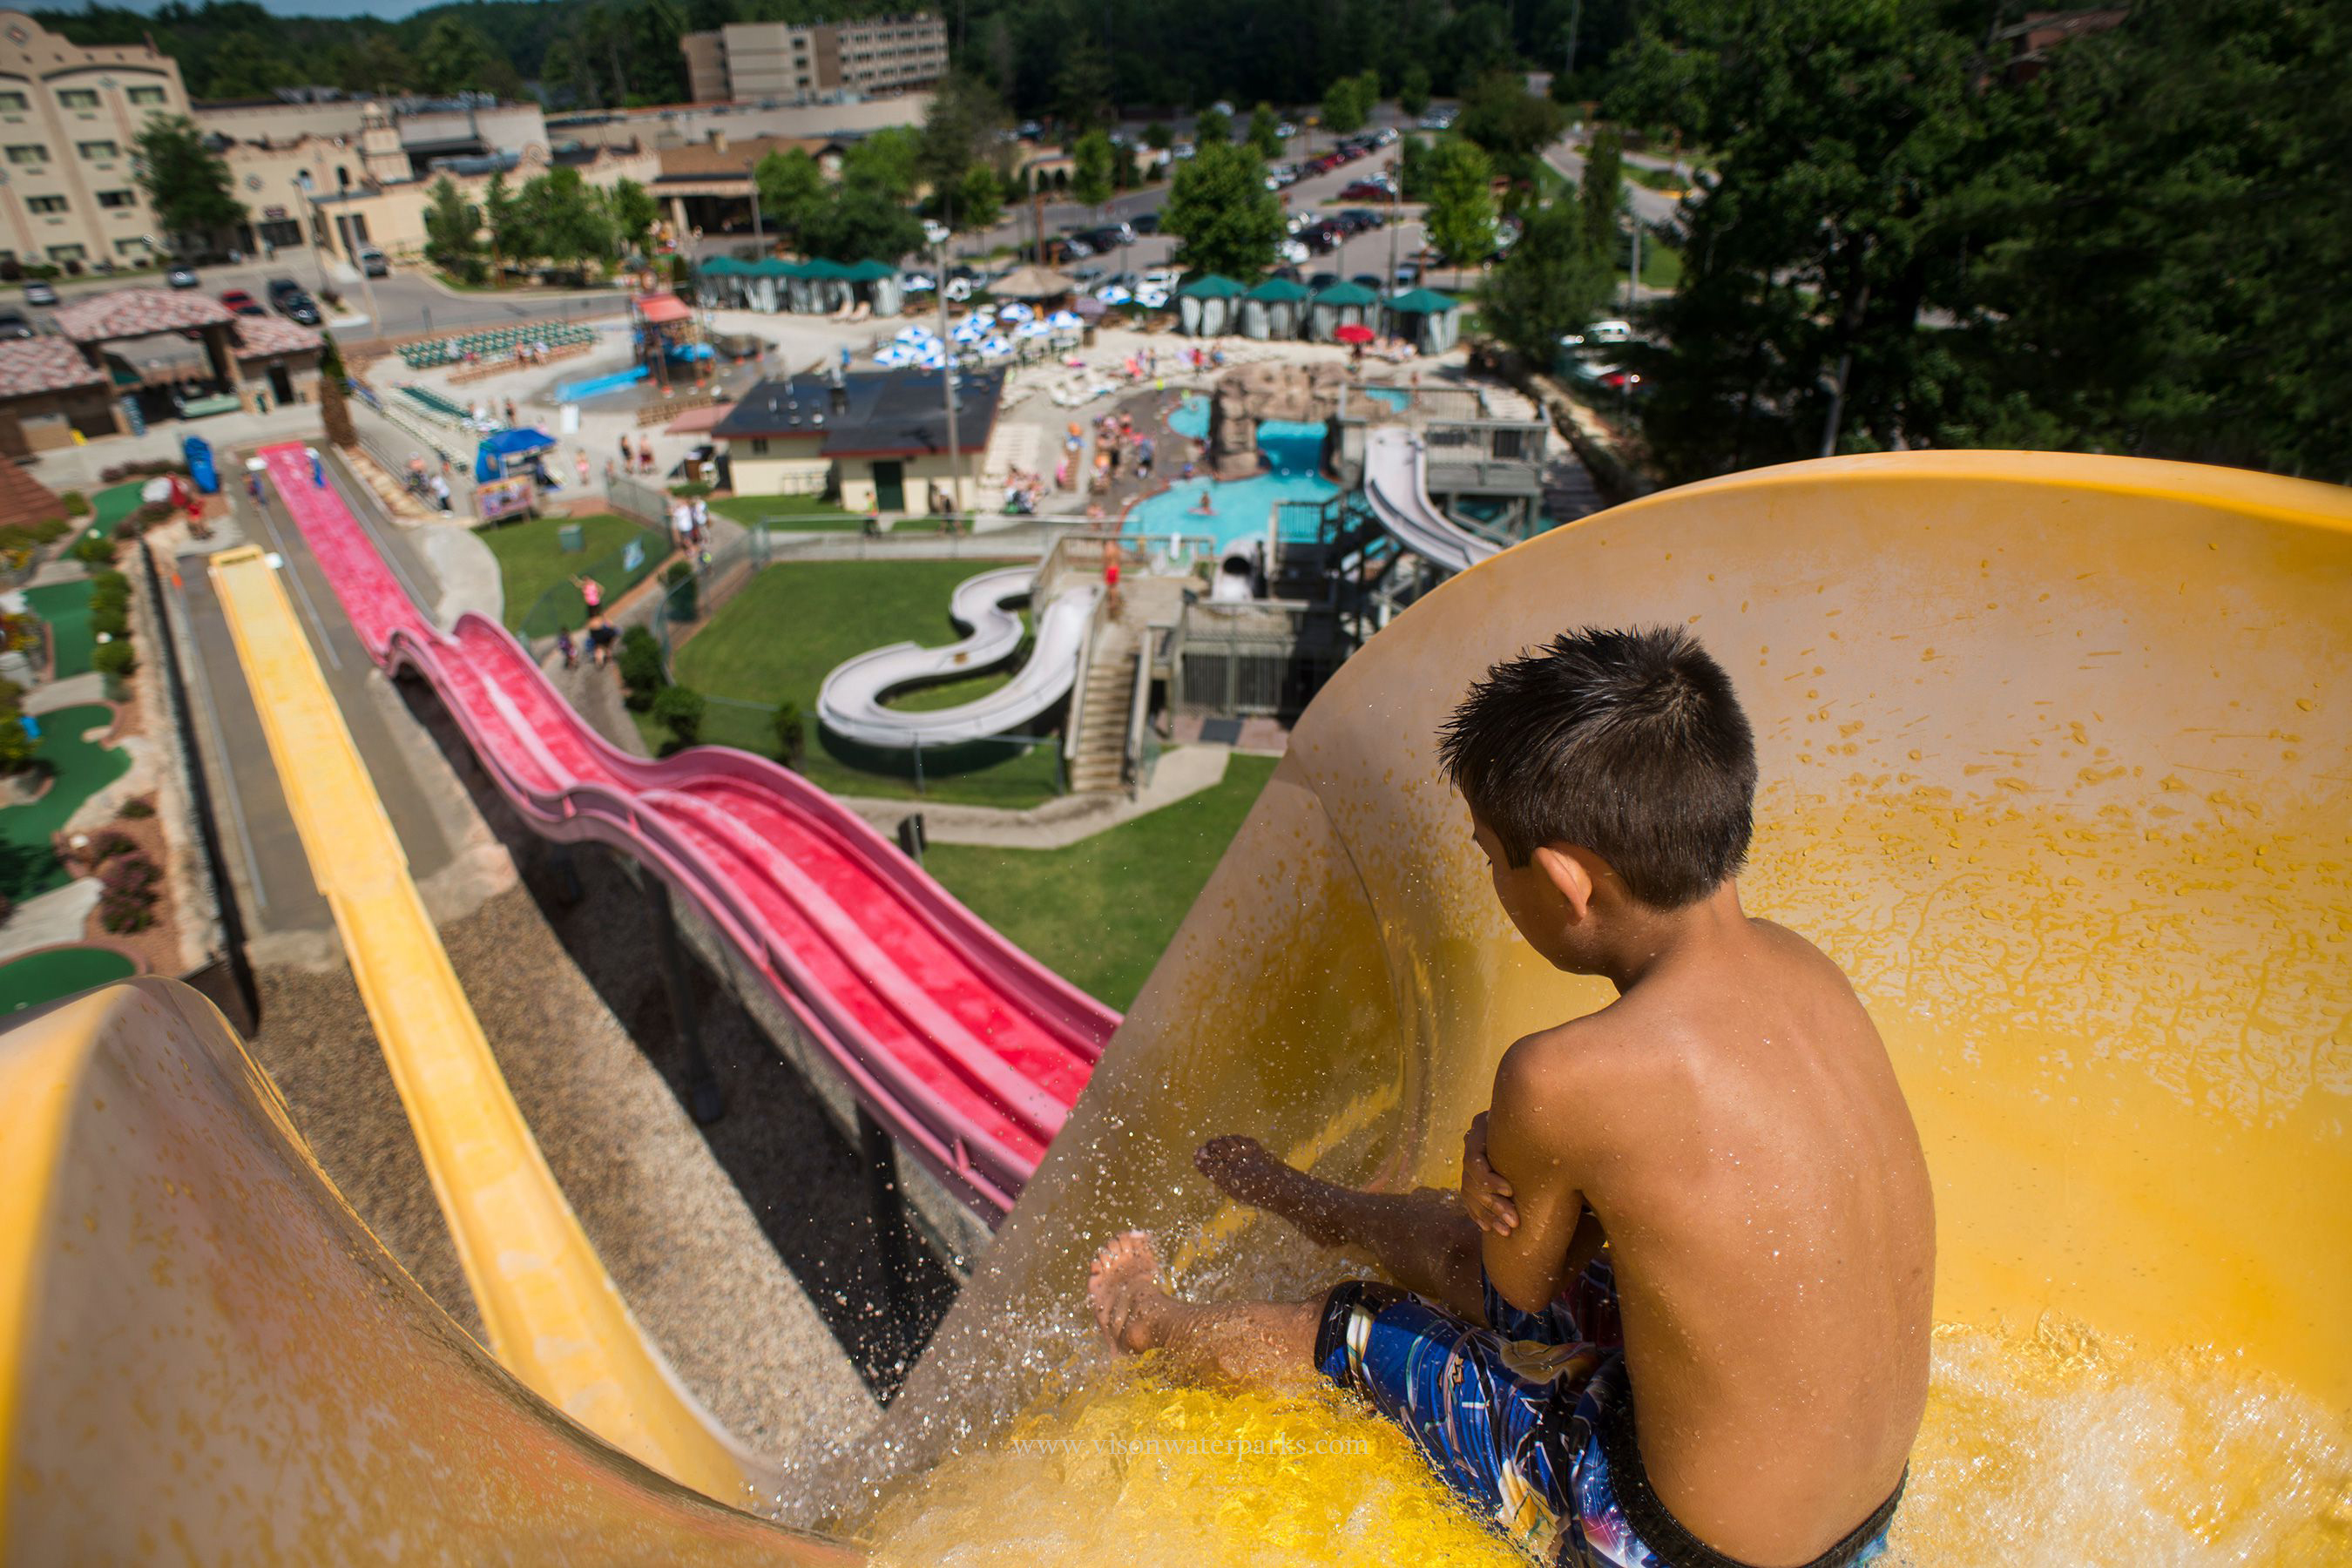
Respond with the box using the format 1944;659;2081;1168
14;261;627;344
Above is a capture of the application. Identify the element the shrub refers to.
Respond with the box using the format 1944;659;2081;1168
663;558;698;622
650;684;705;748
112;500;172;539
770;701;804;767
61;490;89;517
86;829;136;863
0;713;31;772
68;534;115;567
667;479;713;499
98;853;161;933
617;625;666;711
96;458;184;483
120;796;154;819
93;639;137;693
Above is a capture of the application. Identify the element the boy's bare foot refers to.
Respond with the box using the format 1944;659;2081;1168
1195;1134;1318;1213
1088;1231;1182;1355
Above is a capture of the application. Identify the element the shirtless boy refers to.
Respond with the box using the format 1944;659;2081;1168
1089;626;1935;1568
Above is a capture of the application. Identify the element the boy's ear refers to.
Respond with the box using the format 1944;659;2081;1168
1531;843;1596;921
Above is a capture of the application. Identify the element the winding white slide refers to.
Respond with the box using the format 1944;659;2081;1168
1362;424;1504;573
817;564;1102;748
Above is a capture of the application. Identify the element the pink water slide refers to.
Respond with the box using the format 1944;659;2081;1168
255;444;1118;1220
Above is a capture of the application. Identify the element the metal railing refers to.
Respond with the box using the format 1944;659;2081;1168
605;471;673;528
514;518;672;645
1124;631;1161;794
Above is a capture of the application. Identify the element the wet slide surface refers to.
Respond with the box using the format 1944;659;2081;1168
1362;424;1503;573
255;445;1118;1219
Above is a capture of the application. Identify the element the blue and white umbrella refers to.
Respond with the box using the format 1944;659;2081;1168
980;335;1013;358
1015;319;1051;338
895;324;931;344
951;319;984;343
874;344;910;367
997;302;1034;322
1047;309;1083;330
1097;286;1132;306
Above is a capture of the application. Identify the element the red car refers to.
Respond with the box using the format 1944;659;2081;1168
1340;180;1395;201
218;288;266;317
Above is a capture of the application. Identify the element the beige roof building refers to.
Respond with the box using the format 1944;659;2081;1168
680;15;946;105
0;10;191;275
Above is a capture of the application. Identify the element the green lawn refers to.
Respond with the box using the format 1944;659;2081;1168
707;493;859;531
24;581;94;679
923;753;1281;1008
0;946;135;1015
476;512;666;632
1639;237;1685;290
73;481;145;546
0;703;131;904
669;559;1059;808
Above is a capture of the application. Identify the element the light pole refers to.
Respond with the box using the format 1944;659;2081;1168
924;220;966;522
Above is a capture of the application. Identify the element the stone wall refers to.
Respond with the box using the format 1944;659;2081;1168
1206;362;1349;478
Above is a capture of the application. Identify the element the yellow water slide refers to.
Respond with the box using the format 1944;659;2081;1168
4;454;2347;1561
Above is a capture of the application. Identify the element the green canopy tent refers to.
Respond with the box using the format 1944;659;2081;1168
1176;274;1247;336
841;258;902;318
788;257;855;314
1240;276;1310;340
1307;280;1381;343
1383;286;1462;355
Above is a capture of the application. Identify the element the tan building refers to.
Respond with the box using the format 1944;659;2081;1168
681;15;947;105
0;10;192;275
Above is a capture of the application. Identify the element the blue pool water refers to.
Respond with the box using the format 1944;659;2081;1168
1169;392;1209;441
1127;416;1336;549
557;365;650;402
1362;386;1409;412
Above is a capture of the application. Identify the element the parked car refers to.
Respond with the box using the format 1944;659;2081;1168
1340;179;1395;202
1278;238;1310;265
1341;208;1386;230
1171;141;1196;160
166;265;200;289
217;288;266;317
267;277;321;324
1394;260;1423;287
1308;271;1340;293
1091;220;1135;247
1140;266;1183;292
359;247;389;278
1059;235;1096;259
1131;212;1159;235
23;280;57;306
1349;274;1385;294
0;309;31;340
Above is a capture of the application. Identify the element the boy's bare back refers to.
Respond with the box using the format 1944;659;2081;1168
1486;911;1934;1566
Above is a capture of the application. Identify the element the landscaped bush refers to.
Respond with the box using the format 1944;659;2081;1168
98;853;161;933
68;534;114;567
93;639;137;694
617;625;666;712
96;459;184;483
89;570;131;640
119;796;154;819
61;490;89;517
663;559;698;622
650;684;705;749
112;500;172;539
0;713;30;773
771;700;804;767
85;830;136;864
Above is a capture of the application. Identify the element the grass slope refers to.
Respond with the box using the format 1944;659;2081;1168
0;703;130;903
477;512;664;631
922;753;1281;1008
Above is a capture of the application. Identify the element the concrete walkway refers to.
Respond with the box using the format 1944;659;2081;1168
0;879;102;963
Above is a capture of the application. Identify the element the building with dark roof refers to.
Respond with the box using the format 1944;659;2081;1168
712;368;1002;513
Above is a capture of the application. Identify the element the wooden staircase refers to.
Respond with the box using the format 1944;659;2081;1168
1067;620;1139;794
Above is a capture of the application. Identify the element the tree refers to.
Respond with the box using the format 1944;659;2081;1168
1321;72;1372;137
316;331;356;449
1195;105;1232;145
1142;121;1174;151
1422;139;1497;271
421;175;482;279
516;167;615;270
1578;126;1623;258
1071;130;1115;212
1162;139;1285;280
605;178;658;260
1456;68;1569;192
754;148;827;244
800;185;923;263
955;165;1004;233
416;17;521;98
1483;194;1612;363
1055;41;1113;132
1399;64;1433;118
132;117;245;253
918;74;1004;226
841;126;921;203
482;170;517;281
1247;102;1283;160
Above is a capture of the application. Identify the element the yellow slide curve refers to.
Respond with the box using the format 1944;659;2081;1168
3;453;2346;1561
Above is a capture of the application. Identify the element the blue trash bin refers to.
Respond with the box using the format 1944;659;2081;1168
181;435;220;494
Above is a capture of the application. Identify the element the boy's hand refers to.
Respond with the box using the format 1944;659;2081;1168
1461;1112;1519;1234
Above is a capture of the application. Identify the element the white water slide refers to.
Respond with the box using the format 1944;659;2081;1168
817;564;1102;747
1361;424;1504;573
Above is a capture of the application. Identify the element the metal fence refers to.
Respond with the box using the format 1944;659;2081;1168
513;517;672;645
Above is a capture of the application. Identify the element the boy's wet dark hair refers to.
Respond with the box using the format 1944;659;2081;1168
1438;625;1757;909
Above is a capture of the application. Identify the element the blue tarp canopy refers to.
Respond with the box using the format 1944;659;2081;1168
475;426;558;483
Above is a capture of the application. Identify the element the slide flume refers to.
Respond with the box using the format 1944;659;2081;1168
257;443;1120;1219
817;565;1102;748
1361;423;1504;572
4;452;2344;1565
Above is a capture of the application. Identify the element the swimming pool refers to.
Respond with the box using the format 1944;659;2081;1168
1126;416;1337;550
556;365;649;402
1361;386;1409;412
1169;392;1209;441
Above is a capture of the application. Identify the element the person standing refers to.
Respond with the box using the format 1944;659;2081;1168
619;432;634;472
429;472;451;514
691;492;710;546
575;449;591;488
306;445;324;487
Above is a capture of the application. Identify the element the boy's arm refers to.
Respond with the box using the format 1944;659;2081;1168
1478;1038;1594;1317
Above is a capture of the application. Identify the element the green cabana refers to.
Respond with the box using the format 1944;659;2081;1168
1177;274;1247;335
1241;276;1310;340
1384;286;1462;354
1307;280;1381;342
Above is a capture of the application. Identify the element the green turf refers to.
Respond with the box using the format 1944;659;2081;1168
923;753;1281;1008
670;559;1059;808
707;493;856;531
1639;237;1684;290
0;945;135;1014
0;704;130;904
24;582;94;679
476;512;666;632
79;481;145;544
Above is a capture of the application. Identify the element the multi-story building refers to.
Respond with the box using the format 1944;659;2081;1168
680;15;947;105
0;10;191;275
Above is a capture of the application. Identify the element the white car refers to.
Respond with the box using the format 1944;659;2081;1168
1280;238;1310;265
900;271;936;293
1172;141;1196;159
1134;286;1170;310
1140;267;1183;291
1585;319;1635;345
1277;121;1299;139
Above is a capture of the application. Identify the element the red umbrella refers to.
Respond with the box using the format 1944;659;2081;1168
1335;323;1376;345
